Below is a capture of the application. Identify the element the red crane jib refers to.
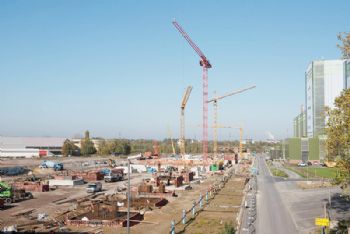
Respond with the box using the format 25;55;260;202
172;20;212;69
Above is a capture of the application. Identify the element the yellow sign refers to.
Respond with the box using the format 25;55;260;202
315;218;330;227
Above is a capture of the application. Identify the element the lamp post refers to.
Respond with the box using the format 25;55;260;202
126;154;141;234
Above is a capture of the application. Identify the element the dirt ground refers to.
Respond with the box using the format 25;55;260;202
1;157;248;233
0;173;149;230
124;173;246;234
179;178;245;234
125;174;221;234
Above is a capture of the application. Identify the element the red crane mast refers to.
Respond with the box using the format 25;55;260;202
172;20;212;162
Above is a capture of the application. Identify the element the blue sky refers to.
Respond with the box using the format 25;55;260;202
0;1;349;140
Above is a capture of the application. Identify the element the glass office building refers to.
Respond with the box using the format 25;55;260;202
305;60;345;137
293;108;306;138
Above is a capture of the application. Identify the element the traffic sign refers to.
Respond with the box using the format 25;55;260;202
315;218;330;227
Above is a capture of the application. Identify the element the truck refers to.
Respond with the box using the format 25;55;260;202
39;160;64;171
86;182;102;193
104;168;124;182
0;182;33;204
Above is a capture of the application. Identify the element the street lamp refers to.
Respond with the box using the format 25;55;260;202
126;154;141;234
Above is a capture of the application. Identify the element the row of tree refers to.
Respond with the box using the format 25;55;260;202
97;139;131;155
62;132;272;157
326;32;350;190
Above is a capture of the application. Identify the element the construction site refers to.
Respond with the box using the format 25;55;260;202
0;143;257;232
0;20;256;233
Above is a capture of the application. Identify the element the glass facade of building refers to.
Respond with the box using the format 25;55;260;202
306;60;345;137
306;64;314;137
293;111;307;138
313;62;325;136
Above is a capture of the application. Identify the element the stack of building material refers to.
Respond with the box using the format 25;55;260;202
154;176;161;186
158;182;166;193
138;183;153;193
0;166;26;176
54;175;78;180
72;171;104;182
144;151;152;158
174;176;184;187
183;172;194;183
12;181;49;192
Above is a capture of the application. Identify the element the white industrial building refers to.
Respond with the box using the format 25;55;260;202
0;136;66;158
345;59;350;89
305;59;347;137
0;148;40;158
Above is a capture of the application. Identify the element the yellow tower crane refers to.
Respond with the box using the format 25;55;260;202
195;124;241;159
180;86;193;157
207;85;256;159
239;127;244;156
210;125;244;157
167;127;176;156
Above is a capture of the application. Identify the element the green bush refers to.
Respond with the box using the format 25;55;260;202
220;222;235;234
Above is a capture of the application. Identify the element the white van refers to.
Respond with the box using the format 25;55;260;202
86;182;102;193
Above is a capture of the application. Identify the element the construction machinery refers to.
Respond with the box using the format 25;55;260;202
179;86;193;156
108;158;117;167
104;168;124;182
207;86;256;158
0;181;33;204
173;20;212;162
0;182;12;204
39;160;64;171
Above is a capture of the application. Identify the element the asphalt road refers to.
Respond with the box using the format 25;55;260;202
256;155;298;234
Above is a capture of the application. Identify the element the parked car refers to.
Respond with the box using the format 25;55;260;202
86;182;102;193
297;162;307;167
307;161;312;166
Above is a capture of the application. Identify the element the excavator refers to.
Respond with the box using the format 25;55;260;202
0;181;33;204
0;182;12;204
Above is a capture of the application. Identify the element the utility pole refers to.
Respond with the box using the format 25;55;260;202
323;202;327;234
127;159;130;234
126;154;141;234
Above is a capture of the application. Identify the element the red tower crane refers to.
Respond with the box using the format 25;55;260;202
172;20;212;162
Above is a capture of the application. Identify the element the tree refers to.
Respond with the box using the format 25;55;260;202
325;89;350;190
97;139;131;156
80;130;96;156
84;130;90;139
97;140;110;156
62;139;79;157
337;32;350;59
122;142;131;155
